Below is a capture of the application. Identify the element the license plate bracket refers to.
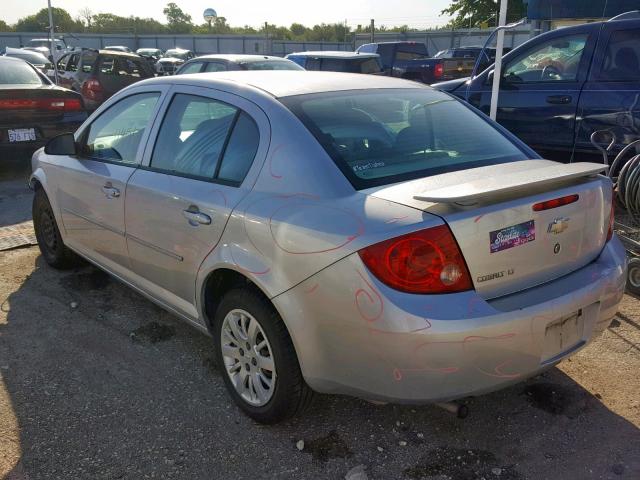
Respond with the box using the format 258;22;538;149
541;310;584;362
8;128;37;143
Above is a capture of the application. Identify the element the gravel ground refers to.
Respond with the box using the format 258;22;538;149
0;159;639;479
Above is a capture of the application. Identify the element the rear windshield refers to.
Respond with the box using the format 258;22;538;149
0;61;42;85
240;60;304;71
281;88;527;189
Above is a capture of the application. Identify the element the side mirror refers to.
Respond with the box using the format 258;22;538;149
45;133;77;156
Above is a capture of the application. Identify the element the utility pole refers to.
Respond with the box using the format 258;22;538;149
370;19;374;43
489;0;507;121
47;0;59;84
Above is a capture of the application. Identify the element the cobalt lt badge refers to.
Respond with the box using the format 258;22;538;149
554;243;561;254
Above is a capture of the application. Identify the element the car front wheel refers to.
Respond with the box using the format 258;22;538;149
213;288;313;424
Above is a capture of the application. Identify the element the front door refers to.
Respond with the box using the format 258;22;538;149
55;91;163;275
469;28;595;162
125;86;267;318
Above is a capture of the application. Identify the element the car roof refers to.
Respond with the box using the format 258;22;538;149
93;49;142;58
190;54;293;63
287;51;379;59
4;47;49;59
139;70;424;98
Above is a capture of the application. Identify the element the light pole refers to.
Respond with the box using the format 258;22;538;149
47;0;59;84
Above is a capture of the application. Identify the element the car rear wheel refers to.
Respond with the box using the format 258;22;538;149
213;288;313;424
627;257;640;296
33;188;78;269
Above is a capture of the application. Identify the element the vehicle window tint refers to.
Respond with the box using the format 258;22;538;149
81;51;97;73
321;58;350;72
240;60;303;70
82;92;159;164
281;89;526;189
357;58;383;73
395;50;430;61
180;61;204;74
56;54;69;70
151;94;237;179
305;58;320;70
216;112;260;183
599;28;640;81
503;34;588;83
0;61;42;85
204;62;227;72
66;54;79;72
115;57;148;77
98;56;116;74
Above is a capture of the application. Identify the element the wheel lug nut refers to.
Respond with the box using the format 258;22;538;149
239;348;244;356
251;358;257;366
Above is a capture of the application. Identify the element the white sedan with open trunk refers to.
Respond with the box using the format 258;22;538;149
30;71;627;423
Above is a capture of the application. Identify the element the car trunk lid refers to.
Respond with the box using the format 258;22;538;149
367;160;612;299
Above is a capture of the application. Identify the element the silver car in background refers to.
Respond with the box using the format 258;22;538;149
30;71;627;424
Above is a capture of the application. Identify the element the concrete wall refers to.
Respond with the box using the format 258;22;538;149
0;32;351;56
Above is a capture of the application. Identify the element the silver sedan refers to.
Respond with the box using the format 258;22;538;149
30;71;627;423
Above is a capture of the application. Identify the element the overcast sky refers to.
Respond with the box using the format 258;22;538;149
3;0;453;29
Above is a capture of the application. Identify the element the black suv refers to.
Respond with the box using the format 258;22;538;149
54;49;155;110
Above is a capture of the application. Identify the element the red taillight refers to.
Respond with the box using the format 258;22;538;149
358;225;473;294
434;62;444;78
532;194;579;212
81;78;103;100
0;99;38;109
0;97;83;111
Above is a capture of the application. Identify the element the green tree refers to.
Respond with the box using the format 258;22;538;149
289;23;308;38
90;14;165;34
15;7;83;32
0;20;13;32
163;2;193;34
442;0;526;28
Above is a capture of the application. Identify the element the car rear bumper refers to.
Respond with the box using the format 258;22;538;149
273;237;627;403
0;112;86;149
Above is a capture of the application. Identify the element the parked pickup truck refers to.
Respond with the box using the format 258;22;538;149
433;14;640;163
356;41;477;84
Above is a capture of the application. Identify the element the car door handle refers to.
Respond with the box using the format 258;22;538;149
546;95;572;105
101;183;120;198
182;208;211;226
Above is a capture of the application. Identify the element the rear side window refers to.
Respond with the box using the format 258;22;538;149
598;28;640;82
81;51;98;73
81;92;160;164
150;93;259;184
281;89;527;189
115;57;152;78
240;60;303;71
204;62;227;72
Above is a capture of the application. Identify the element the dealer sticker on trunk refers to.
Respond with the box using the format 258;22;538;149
490;220;535;253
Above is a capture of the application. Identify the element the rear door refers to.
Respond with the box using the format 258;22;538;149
124;86;269;318
54;89;165;276
469;27;596;162
574;21;640;163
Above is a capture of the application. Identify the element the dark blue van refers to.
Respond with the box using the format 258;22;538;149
433;13;640;163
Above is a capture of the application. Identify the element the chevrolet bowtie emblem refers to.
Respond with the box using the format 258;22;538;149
547;217;570;234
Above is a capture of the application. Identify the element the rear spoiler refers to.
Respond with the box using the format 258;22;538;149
413;161;607;204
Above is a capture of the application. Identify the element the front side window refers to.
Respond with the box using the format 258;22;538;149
82;92;160;164
56;54;69;70
503;33;588;83
599;28;640;82
66;54;79;72
281;89;527;189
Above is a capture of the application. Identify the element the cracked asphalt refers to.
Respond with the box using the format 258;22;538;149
0;159;639;480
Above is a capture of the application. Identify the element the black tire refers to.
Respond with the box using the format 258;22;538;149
627;257;640;296
213;288;314;424
32;188;78;269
